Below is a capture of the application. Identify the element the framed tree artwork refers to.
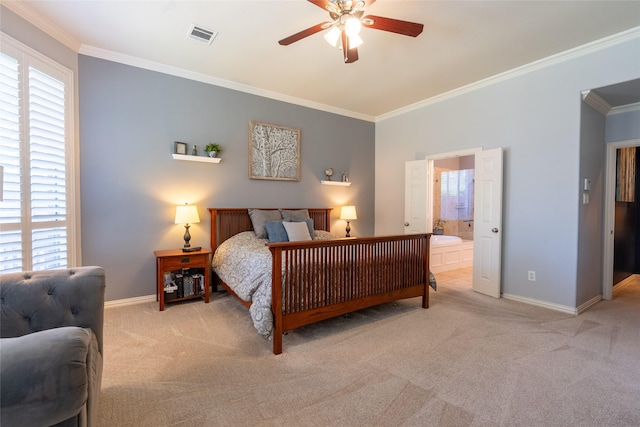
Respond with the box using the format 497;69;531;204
249;121;300;181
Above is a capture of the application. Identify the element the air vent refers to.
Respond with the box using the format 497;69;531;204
187;24;217;44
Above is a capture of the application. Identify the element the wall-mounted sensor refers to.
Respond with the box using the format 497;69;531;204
583;178;591;192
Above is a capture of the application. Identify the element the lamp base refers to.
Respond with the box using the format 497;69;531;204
182;246;201;252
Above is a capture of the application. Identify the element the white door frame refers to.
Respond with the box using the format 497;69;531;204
425;148;481;162
603;139;640;300
406;146;503;296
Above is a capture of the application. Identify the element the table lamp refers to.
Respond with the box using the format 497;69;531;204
340;205;357;237
175;204;200;251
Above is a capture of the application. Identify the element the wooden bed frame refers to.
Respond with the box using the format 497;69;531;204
209;208;431;354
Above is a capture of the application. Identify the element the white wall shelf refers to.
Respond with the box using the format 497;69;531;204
320;180;351;186
172;154;221;163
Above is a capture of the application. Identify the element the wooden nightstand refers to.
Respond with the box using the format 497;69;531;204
154;248;212;311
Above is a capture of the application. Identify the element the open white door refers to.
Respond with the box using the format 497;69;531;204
404;160;429;234
473;148;503;298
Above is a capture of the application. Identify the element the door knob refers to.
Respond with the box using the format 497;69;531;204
491;228;499;233
404;222;409;227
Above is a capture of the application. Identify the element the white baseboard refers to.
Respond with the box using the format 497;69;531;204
576;294;602;314
105;294;155;309
105;285;218;309
502;293;578;315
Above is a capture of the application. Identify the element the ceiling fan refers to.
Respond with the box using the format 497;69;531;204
278;0;424;64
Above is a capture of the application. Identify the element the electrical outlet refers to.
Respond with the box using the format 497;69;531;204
528;271;536;281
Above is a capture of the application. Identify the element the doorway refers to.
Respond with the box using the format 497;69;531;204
430;156;475;278
603;140;640;300
404;147;503;298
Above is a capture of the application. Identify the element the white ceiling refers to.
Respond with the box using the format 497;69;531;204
6;0;640;120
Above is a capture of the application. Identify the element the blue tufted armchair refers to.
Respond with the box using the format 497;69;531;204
0;267;106;427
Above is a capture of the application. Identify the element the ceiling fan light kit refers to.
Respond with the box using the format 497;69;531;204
344;15;362;37
279;0;424;63
323;26;341;47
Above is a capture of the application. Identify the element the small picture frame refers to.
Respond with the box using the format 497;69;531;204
174;141;187;155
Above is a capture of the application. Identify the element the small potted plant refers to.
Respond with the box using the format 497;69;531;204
433;218;446;235
204;143;223;158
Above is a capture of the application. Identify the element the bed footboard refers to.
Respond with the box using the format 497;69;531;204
269;234;430;354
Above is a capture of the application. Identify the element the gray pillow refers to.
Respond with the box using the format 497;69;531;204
248;209;282;239
264;220;288;243
280;209;310;221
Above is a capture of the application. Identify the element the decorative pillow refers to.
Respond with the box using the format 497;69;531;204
292;218;314;239
280;209;310;221
264;220;289;243
282;221;312;241
248;209;282;239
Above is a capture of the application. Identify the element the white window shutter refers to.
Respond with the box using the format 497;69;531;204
0;38;74;273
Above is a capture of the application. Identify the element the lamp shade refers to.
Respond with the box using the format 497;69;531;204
324;26;341;47
175;204;200;225
348;34;363;49
340;205;357;221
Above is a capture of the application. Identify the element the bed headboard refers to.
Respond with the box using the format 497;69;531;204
208;208;333;253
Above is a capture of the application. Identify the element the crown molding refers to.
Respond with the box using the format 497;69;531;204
581;92;640;116
2;0;81;51
609;102;640;116
581;90;612;115
6;0;637;124
377;26;640;122
4;0;373;122
78;45;375;122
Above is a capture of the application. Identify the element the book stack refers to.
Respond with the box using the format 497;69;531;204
165;269;205;299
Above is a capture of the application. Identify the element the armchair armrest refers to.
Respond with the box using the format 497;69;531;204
0;326;102;427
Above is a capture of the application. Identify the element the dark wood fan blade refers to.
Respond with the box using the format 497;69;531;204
362;15;424;37
341;31;359;63
278;22;331;46
345;47;359;63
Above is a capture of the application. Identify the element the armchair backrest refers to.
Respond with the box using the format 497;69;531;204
0;266;106;353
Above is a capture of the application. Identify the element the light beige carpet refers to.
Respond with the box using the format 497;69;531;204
98;268;640;426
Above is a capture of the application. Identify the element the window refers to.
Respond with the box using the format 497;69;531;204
0;34;78;273
440;169;474;221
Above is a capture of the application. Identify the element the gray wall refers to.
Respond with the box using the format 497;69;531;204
5;3;375;303
78;56;375;301
375;36;640;309
577;103;606;306
606;109;640;143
